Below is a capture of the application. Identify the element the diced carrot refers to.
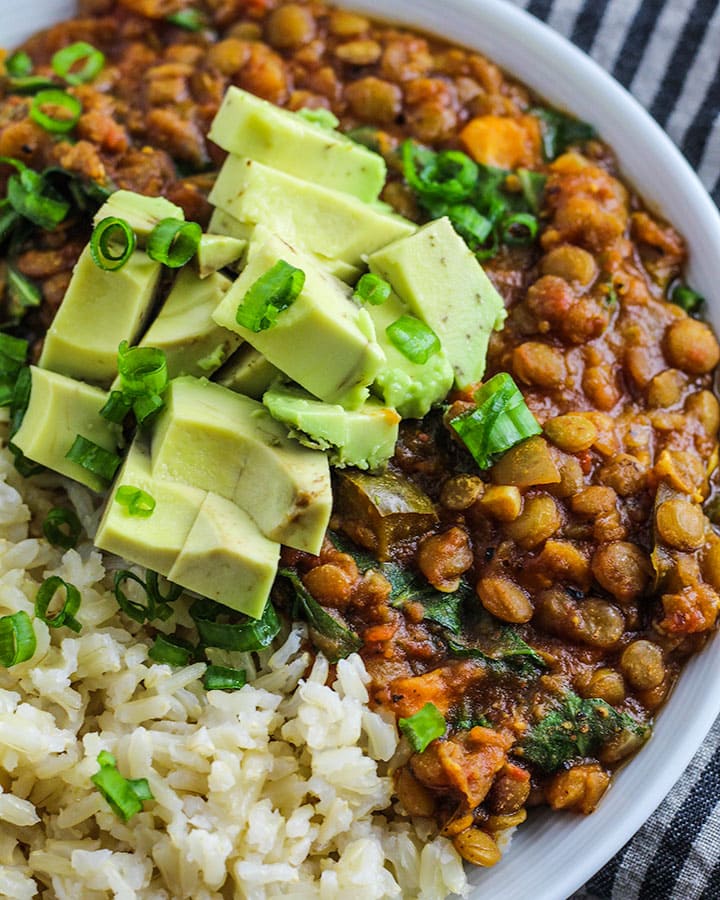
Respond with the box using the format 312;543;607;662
459;114;541;169
364;623;398;643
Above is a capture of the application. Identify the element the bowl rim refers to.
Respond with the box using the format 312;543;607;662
3;2;720;898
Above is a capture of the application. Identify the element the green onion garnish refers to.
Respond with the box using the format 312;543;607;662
147;218;201;268
401;141;478;203
670;282;704;315
100;390;133;424
203;664;247;691
5;51;33;78
145;570;183;607
0;610;36;667
9;365;31;438
148;633;194;666
517;169;547;213
6;75;57;94
118;342;167;396
188;597;281;651
34;576;82;632
501;212;539;246
131;392;165;426
0;333;29;406
386;314;441;365
91;751;153;821
165;8;206;30
4;160;70;230
30;88;82;134
398;702;446;752
113;570;171;624
42;507;82;550
236;260;305;332
65;435;121;483
353;273;391;306
450;372;542;469
296;107;340;130
90;217;137;271
447;203;493;247
51;42;105;86
7;268;41;320
115;485;156;518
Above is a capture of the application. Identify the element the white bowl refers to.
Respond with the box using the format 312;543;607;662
3;3;720;898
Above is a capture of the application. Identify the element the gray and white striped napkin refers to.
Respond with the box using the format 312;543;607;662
506;1;720;897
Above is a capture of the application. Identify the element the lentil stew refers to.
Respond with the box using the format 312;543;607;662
2;0;720;872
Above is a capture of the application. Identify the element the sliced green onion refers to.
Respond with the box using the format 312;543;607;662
450;372;542;469
7;267;42;315
30;89;82;134
166;8;206;30
100;390;133;423
145;570;183;607
6;164;70;230
131;391;165;426
0;333;28;402
0;201;20;245
447;203;493;247
91;751;153;821
113;570;173;624
517;169;547;213
117;342;167;396
52;42;105;86
203;664;247;691
670;282;704;315
35;576;82;632
386;314;441;365
401;141;478;203
42;507;82;550
398;702;446;753
65;435;121;483
0;610;36;666
148;633;194;666
189;597;281;651
296;107;340;130
236;260;305;332
501;212;539;246
8;444;44;478
6;75;57;94
9;365;32;438
5;51;32;78
90;217;137;271
115;485;156;518
353;273;391;306
147;218;201;268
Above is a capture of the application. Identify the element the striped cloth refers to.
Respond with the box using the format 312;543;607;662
505;1;720;897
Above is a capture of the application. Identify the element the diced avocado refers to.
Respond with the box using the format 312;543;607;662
93;190;184;242
363;288;454;419
151;377;332;554
212;228;385;409
213;345;281;400
196;233;247;278
263;383;400;470
95;437;205;574
140;268;242;379
168;493;280;619
368;217;507;389
315;255;362;286
12;367;121;492
209;86;386;202
39;245;162;386
335;469;438;562
208;156;416;267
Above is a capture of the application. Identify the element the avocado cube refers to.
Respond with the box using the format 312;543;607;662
209;87;386;202
168;493;280;619
365;289;454;419
95;438;206;574
150;377;332;554
214;345;281;400
208;156;416;267
39;246;162;387
212;229;385;409
368;217;507;389
93;190;184;243
11;367;121;492
140;268;242;379
196;234;247;278
263;383;400;471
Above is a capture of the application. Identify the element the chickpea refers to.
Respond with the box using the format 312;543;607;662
664;318;720;375
394;767;436;817
417;526;473;592
207;38;250;75
575;598;625;648
452;828;501;867
544;414;598;453
591;541;651;604
579;667;626;705
540;244;597;287
335;40;382;66
545;763;610;814
647;368;686;408
656;497;706;551
476;575;533;624
582;365;620;411
598;454;648;497
328;10;370;36
620;640;666;691
505;494;562;550
441;474;485;510
303;564;355;609
685;390;720;436
345;77;402;123
512;341;567;388
571;485;617;517
266;3;316;48
549;455;585;499
479;485;522;521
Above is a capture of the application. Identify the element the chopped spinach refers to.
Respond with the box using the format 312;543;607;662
280;568;362;663
453;699;491;732
531;107;597;161
519;692;648;772
446;632;545;677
